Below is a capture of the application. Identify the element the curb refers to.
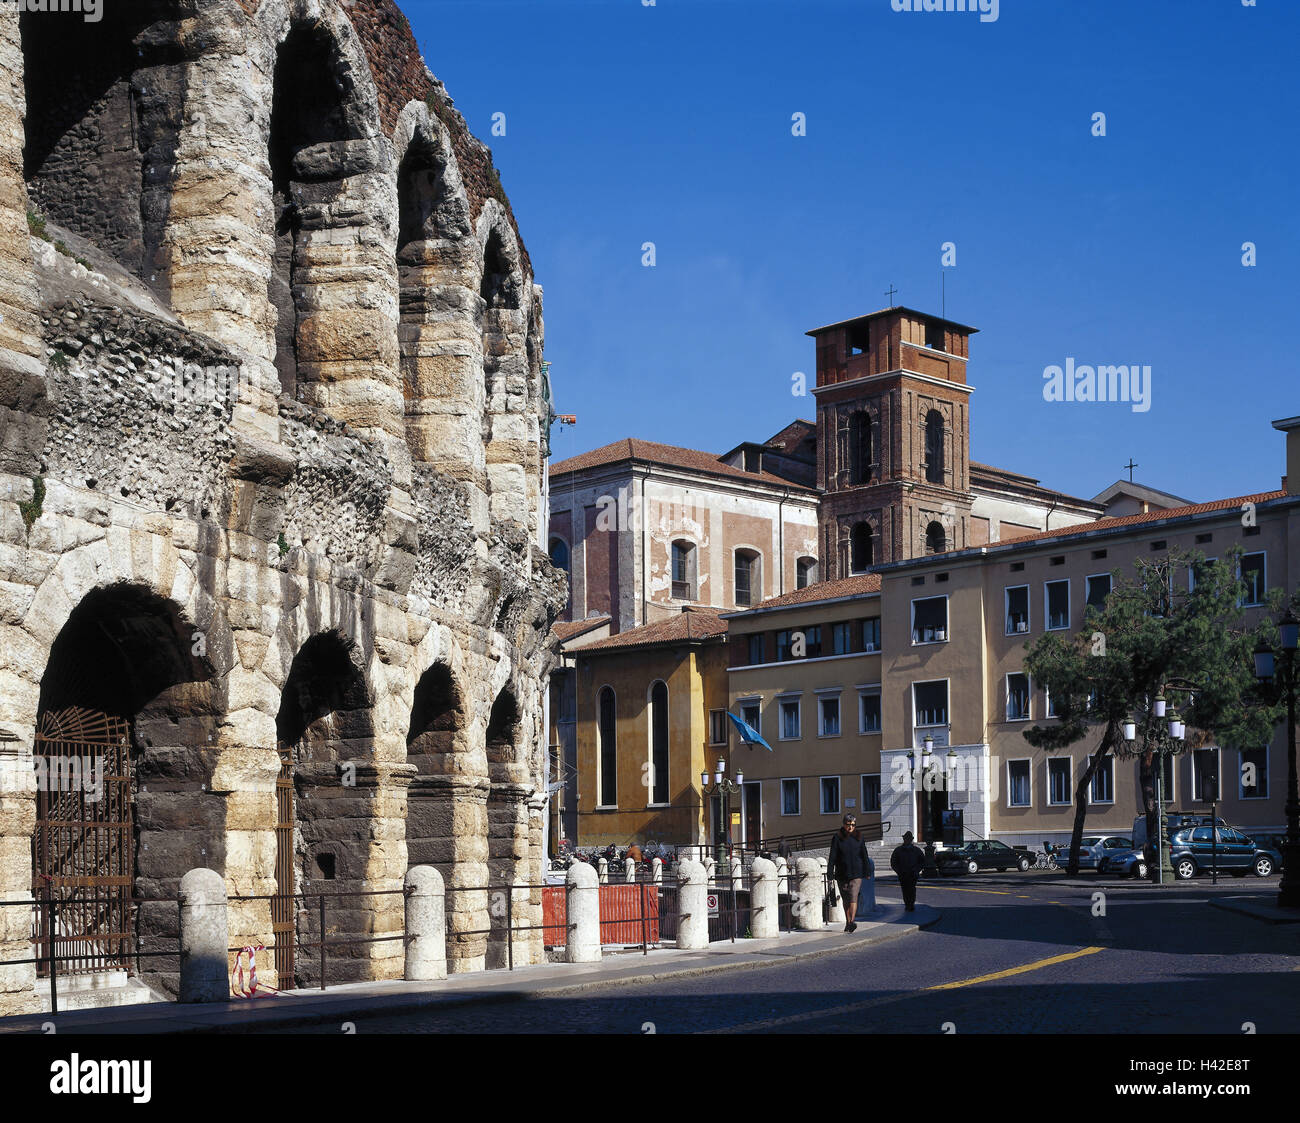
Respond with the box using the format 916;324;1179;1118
0;904;940;1035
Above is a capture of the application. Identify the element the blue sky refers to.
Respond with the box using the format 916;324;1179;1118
404;0;1298;504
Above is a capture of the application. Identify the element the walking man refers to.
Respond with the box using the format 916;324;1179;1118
891;830;925;913
828;814;869;933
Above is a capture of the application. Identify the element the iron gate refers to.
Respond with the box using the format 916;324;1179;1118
31;707;134;976
273;743;296;989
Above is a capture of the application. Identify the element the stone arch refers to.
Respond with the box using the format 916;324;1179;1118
925;520;947;554
850;521;874;573
477;203;531;527
20;2;185;296
275;628;376;988
393;103;483;487
31;581;221;998
484;680;529;968
263;5;402;450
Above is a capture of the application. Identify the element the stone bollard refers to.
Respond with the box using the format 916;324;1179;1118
404;865;447;981
819;856;845;925
597;857;609;884
676;860;709;950
702;855;716;885
792;857;823;931
750;857;778;939
857;853;877;919
566;862;601;963
775;856;789;896
179;868;229;1003
729;854;743;889
625;859;637;883
651;857;663;884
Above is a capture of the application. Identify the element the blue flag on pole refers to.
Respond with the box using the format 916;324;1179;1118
726;711;773;751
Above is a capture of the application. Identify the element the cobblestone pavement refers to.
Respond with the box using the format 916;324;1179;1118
259;875;1300;1034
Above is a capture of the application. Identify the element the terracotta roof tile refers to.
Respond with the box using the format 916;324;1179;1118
551;616;610;643
742;573;882;612
549;438;817;492
577;607;727;654
915;490;1288;561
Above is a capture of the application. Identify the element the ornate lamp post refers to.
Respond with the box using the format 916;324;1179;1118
1254;609;1300;908
701;758;744;863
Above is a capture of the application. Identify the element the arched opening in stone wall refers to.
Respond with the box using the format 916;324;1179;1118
485;684;522;968
32;582;218;997
267;22;367;401
405;663;464;870
275;630;374;988
480;224;526;522
395;122;477;475
21;2;183;295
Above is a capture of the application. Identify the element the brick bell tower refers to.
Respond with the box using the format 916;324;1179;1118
809;306;977;579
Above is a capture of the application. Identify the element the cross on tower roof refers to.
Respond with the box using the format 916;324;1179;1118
885;284;898;304
1125;458;1138;482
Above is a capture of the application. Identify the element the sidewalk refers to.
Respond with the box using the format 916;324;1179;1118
1208;895;1300;924
0;897;938;1035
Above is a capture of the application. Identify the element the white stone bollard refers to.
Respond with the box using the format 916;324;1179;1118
566;862;601;963
597;857;609;884
676;860;709;950
750;857;778;939
702;855;716;885
179;868;228;1003
625;859;637;883
404;865;447;981
729;854;743;889
819;856;845;925
651;857;663;884
792;858;823;931
775;856;789;897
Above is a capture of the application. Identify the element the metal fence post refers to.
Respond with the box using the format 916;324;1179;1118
506;886;514;972
639;881;648;955
318;894;326;991
46;883;58;1016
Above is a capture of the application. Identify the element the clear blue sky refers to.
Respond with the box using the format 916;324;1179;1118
404;0;1298;504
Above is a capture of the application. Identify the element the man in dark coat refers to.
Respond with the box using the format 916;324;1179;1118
891;831;926;912
828;815;869;933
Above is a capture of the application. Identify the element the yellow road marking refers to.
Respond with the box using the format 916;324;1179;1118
703;946;1105;1033
922;884;1014;896
926;946;1103;991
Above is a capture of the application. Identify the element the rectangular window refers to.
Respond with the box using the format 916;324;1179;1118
1006;672;1030;722
1193;747;1221;802
740;700;761;737
861;774;882;814
1045;580;1070;630
820;776;841;815
779;698;801;740
911;596;948;644
862;616;881;652
913;680;949;728
1240;552;1266;606
734;552;759;606
709;709;729;746
832;621;854;656
1044;685;1058;719
1189;557;1218;592
1090;756;1114;804
1005;585;1029;635
671;542;695;600
1085;573;1111;611
819;695;841;737
1240;746;1269;799
780;778;800;815
776;630;794;662
747;633;765;665
1048;757;1072;805
1007;760;1031;807
858;690;882;734
803;625;823;659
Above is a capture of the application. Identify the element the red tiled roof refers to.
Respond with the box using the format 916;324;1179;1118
549;438;817;492
918;490;1288;561
744;573;882;612
577;607;727;654
551;616;610;643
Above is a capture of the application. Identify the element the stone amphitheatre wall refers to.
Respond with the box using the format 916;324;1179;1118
0;0;563;1013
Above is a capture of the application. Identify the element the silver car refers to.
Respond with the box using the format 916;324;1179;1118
1068;835;1135;870
1097;847;1148;878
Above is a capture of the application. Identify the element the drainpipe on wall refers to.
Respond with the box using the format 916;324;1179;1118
640;469;648;628
1045;496;1058;533
778;488;787;597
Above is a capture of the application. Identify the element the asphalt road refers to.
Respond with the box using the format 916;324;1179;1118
271;873;1300;1034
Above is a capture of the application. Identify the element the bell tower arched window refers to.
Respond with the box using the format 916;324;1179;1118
924;410;945;484
850;523;873;574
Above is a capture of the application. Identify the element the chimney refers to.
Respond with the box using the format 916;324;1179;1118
1272;416;1300;495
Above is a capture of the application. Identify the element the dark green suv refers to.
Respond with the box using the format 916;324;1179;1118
1168;826;1282;879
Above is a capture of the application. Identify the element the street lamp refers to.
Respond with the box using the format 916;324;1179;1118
701;757;744;862
1254;609;1300;908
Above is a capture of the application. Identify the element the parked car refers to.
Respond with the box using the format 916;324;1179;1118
1168;826;1282;879
1131;812;1223;852
936;839;1032;874
1097;847;1148;879
1061;835;1134;870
